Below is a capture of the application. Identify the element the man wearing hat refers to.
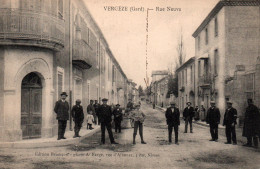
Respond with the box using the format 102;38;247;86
183;102;195;133
87;100;96;124
223;101;237;145
113;104;123;133
54;92;70;140
165;102;180;144
206;101;221;142
97;98;118;144
242;99;260;148
71;99;84;138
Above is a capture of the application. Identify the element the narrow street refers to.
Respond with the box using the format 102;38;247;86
0;102;259;169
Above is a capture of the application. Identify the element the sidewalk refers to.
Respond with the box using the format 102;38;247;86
0;125;100;149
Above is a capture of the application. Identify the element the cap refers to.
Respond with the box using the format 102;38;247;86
76;99;81;103
116;104;120;106
210;101;216;104
186;102;191;105
60;92;68;96
102;98;108;101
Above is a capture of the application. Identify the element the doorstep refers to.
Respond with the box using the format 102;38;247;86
0;125;100;149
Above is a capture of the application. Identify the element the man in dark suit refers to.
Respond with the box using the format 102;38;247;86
165;102;180;145
94;100;100;125
183;102;195;133
54;92;70;140
223;101;237;145
113;104;123;133
206;101;221;142
97;98;119;144
243;99;260;148
71;99;84;138
87;100;96;124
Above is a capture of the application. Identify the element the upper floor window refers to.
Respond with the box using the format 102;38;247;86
214;17;218;37
190;66;193;83
58;0;63;19
198;36;200;50
205;28;208;45
214;49;219;75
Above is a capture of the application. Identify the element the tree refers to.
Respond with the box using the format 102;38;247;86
138;85;145;96
175;30;186;69
167;73;178;98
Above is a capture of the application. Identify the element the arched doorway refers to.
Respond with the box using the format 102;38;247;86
21;72;42;139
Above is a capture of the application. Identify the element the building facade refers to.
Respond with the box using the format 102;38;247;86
0;0;132;142
192;0;260;121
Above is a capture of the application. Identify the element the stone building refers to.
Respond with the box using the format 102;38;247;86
0;0;131;142
192;0;260;120
176;57;196;112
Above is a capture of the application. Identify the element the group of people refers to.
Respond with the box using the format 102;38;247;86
54;92;144;144
165;99;260;148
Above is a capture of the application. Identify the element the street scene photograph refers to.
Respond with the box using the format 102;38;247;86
0;0;259;168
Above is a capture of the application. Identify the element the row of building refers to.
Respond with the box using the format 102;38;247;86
0;0;139;142
150;0;260;126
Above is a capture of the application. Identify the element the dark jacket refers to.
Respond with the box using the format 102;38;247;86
71;105;84;122
206;107;220;124
223;107;237;126
243;104;260;137
183;106;195;118
113;108;123;122
97;104;113;123
165;107;180;126
94;103;100;114
54;100;69;120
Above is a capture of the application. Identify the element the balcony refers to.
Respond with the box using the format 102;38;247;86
198;74;212;88
0;9;65;51
72;40;95;69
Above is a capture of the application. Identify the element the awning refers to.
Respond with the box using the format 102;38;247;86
198;53;209;60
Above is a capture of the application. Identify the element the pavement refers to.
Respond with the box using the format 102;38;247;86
0;125;100;148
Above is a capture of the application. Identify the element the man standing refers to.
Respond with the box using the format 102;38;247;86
165;102;180;145
97;98;119;144
243;99;260;148
206;101;221;142
113;104;123;133
126;99;134;127
54;92;70;140
71;99;84;138
87;100;96;124
94;100;100;125
183;102;195;133
223;101;237;145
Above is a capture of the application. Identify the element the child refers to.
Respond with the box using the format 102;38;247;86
86;111;94;130
130;104;146;144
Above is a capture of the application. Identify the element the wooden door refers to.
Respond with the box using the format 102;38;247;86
21;72;42;139
21;88;42;139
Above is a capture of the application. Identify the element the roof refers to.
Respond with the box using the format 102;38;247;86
151;70;168;76
176;57;195;73
192;0;260;38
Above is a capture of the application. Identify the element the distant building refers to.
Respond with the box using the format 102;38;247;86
176;57;195;112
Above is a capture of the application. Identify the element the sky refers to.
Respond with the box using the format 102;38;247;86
84;0;220;87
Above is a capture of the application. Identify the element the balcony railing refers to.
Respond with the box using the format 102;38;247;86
198;74;212;88
0;9;65;50
72;40;95;69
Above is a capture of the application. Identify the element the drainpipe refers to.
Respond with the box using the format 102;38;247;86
69;0;73;131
